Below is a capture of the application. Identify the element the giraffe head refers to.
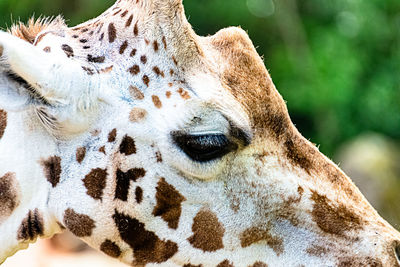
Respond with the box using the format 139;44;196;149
1;0;400;266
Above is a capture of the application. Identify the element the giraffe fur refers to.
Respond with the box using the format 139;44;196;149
0;0;399;266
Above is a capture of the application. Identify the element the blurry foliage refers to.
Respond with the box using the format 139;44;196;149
0;0;399;156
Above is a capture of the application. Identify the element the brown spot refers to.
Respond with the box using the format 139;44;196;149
338;257;382;267
168;82;173;87
119;135;136;155
99;146;106;154
41;156;61;188
169;69;174;76
240;227;283;255
306;244;328;257
130;48;137;57
268;113;289;138
129;86;144;100
87;54;105;63
311;191;362;237
76;147;86;164
126;15;133;27
108;23;117;43
113;210;178;265
0;172;20;223
140;55;147;64
153;178;186;230
166;91;171;98
0;45;3;57
217;260;234;267
17;209;44;241
162;36;167;49
120;10;128;17
188;209;225;252
172;56;178;65
284;137;312;174
134;22;139;36
128;65;140;75
152;95;162;109
155;151;162;162
177;88;191;100
130;108;147;122
63;208;95;237
43;46;51;53
0;110;7;139
142;75;150;87
100;65;114;73
183;265;202;267
298;186;304;195
108;129;117;142
100;240;121;258
250;262;268;267
119;40;128;54
82;66;95;75
153;40;159;52
135;187;143;203
153;66;164;77
115;168;146;201
82;168;107;200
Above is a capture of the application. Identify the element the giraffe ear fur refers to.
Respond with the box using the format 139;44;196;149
9;16;66;44
0;69;31;112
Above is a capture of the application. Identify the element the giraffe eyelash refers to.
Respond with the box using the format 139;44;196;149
5;71;52;106
35;107;59;133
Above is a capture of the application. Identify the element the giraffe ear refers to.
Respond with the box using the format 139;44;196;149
0;31;101;137
0;31;83;105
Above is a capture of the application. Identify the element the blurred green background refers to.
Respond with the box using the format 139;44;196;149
0;0;399;225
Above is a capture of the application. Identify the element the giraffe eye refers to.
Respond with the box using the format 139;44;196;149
395;243;400;263
172;132;238;162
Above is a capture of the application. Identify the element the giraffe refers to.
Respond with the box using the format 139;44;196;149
0;0;399;266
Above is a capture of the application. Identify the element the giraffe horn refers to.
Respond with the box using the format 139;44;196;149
153;0;204;66
103;0;204;67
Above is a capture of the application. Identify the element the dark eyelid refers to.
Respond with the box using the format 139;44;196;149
171;132;237;162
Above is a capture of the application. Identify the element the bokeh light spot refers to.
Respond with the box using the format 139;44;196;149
247;0;275;18
336;11;360;37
